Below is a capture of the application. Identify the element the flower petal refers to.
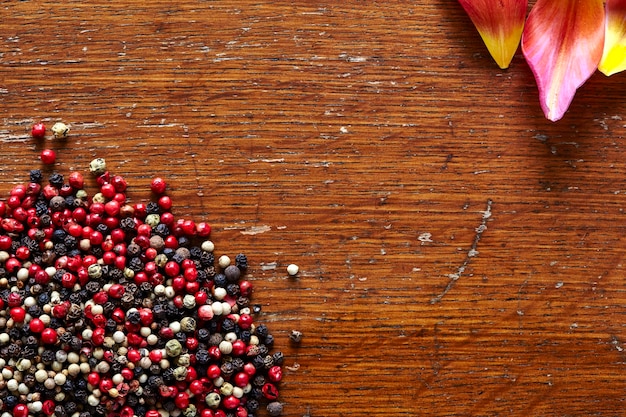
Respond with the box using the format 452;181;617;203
599;0;626;76
458;0;527;69
521;0;605;121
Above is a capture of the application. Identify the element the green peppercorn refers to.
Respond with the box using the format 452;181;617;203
183;404;197;417
145;214;160;227
165;339;182;357
180;317;196;332
173;366;188;381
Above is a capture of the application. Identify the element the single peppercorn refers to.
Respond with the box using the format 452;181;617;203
40;149;57;165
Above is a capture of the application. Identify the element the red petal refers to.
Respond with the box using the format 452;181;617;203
458;0;528;69
522;0;605;121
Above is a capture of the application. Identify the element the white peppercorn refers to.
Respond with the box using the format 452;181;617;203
89;158;107;175
287;263;299;276
51;122;70;138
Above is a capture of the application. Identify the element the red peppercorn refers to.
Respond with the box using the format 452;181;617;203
99;377;114;392
234;372;250;387
268;365;283;383
201;410;216;417
31;122;46;138
207;364;221;379
239;280;253;297
8;292;22;307
189;379;206;396
146;411;162;417
15;246;30;260
7;194;21;209
196;221;211;237
111;175;127;192
40;149;56;164
164;261;180;277
108;283;125;298
172;276;186;292
29;317;45;333
120;406;134;417
186;280;200;294
222;395;240;410
164;235;178;248
150;177;167;194
175;391;190;409
149;349;163;362
104;200;120;216
231;339;247;356
61;272;77;288
172;294;184;309
10;307;26;322
161;211;175;225
185;365;198;383
13;403;29;417
158;195;172;210
41;328;58;345
112;308;126;323
68;171;84;189
186;337;199;351
262;382;279;400
100;183;116;199
42;400;56;415
87;372;101;387
139;308;154;326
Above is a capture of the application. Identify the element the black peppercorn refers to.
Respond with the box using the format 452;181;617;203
178;236;190;247
255;324;268;338
213;273;227;288
30;169;43;183
48;173;64;188
246;399;260;412
272;351;284;366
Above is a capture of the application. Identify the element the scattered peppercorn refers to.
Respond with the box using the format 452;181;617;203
0;158;287;417
51;121;70;138
31;122;46;139
289;329;303;343
40;149;57;165
287;263;299;276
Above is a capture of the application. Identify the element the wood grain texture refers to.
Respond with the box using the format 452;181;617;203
2;1;626;416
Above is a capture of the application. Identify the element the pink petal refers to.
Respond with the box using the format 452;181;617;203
599;0;626;76
521;0;605;121
458;0;528;69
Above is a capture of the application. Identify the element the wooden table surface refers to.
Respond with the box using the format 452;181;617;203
2;1;626;416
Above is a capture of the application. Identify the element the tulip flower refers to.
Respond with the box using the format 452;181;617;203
457;0;527;69
599;0;626;76
458;0;626;122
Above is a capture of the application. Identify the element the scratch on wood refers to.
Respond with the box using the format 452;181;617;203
430;199;493;304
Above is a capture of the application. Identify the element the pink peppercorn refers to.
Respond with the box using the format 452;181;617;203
40;149;56;165
268;365;283;383
31;122;46;138
41;328;58;345
29;317;45;333
222;395;240;409
13;403;29;417
150;177;167;194
10;307;26;322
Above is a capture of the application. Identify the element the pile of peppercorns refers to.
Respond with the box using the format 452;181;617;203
0;130;284;417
